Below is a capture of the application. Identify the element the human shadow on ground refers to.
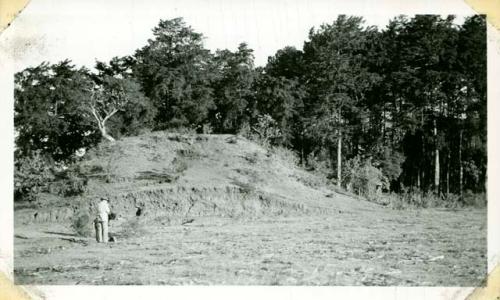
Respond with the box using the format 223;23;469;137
14;234;29;239
43;231;79;237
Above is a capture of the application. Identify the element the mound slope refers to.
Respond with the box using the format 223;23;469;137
16;132;376;224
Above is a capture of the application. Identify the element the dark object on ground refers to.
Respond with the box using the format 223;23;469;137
181;218;195;225
225;136;237;144
109;235;118;242
136;207;143;216
61;237;89;246
108;212;117;220
43;231;78;237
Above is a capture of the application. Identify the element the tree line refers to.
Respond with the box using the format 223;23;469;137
14;15;486;201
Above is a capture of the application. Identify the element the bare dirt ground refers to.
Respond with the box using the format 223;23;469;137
14;207;486;286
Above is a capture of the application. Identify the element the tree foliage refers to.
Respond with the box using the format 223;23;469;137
14;151;54;202
134;18;215;130
14;60;99;161
210;43;256;132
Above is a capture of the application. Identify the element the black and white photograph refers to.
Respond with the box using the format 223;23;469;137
1;0;498;299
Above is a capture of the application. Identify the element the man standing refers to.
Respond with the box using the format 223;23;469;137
95;197;110;243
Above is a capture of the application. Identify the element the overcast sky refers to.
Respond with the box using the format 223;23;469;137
0;0;476;72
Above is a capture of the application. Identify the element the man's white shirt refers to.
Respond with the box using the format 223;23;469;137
97;200;110;222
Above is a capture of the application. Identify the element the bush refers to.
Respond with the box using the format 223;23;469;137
71;211;93;237
238;122;253;139
14;151;54;202
381;189;485;209
270;146;299;166
167;126;198;136
374;147;405;186
343;156;388;200
50;165;88;197
462;191;486;207
386;193;407;210
251;114;282;147
305;152;331;175
201;123;213;134
85;142;124;183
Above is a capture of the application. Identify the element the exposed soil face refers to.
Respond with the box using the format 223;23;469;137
14;207;486;286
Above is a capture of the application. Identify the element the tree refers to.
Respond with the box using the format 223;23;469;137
134;18;215;130
265;46;305;80
92;57;156;138
456;15;487;194
253;72;305;146
406;16;459;195
303;15;380;187
83;75;147;142
263;46;309;161
377;15;469;195
14;60;99;162
210;43;256;133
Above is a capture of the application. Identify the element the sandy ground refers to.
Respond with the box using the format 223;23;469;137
14;207;486;286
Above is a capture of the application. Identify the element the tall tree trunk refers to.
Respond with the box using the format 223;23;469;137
300;145;304;167
421;110;425;192
459;129;463;198
417;170;421;190
337;129;342;188
484;169;487;195
300;131;305;167
382;105;386;143
421;133;425;192
446;149;450;197
434;119;440;195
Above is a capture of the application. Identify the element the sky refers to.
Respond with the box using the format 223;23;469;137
0;0;476;72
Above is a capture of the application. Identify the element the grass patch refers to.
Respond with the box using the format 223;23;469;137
170;157;189;173
270;146;299;166
135;170;178;182
176;148;201;159
377;191;486;210
294;173;326;189
243;152;259;164
231;179;256;195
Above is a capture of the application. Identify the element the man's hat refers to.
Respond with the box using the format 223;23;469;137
100;196;109;201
